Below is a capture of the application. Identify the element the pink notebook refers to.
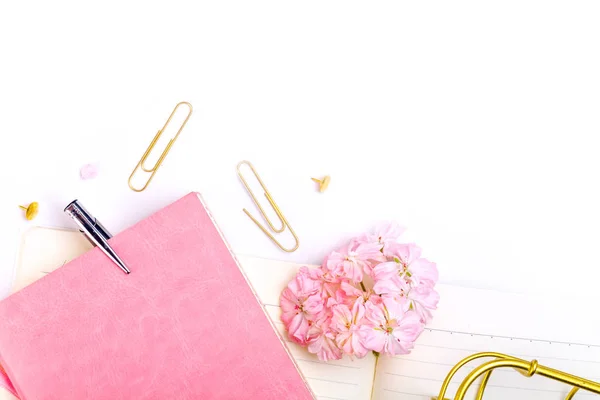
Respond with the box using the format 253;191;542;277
0;193;314;400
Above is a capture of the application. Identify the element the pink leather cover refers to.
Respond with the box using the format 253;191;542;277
0;193;314;400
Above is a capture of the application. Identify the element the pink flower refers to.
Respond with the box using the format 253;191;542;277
307;318;342;361
318;265;344;300
385;243;439;287
280;267;325;345
358;222;405;250
280;222;438;361
408;285;440;323
372;261;412;308
407;258;438;288
363;300;424;356
331;303;369;358
371;261;404;294
376;285;410;313
326;241;383;282
340;281;373;308
372;262;438;323
325;282;368;309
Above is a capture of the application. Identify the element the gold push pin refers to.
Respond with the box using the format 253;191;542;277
19;202;39;221
311;175;331;193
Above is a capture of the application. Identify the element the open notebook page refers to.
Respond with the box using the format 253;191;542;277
240;256;600;399
372;284;600;399
12;227;92;293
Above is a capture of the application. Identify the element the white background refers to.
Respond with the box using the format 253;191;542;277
1;1;599;298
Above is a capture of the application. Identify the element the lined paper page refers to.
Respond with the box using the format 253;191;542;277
238;255;376;400
373;330;600;399
371;284;600;399
13;227;92;292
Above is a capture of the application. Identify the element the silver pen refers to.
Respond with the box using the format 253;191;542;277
64;200;131;274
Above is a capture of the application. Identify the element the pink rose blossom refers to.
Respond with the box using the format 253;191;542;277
326;241;383;282
280;267;325;345
307;318;342;361
363;301;423;356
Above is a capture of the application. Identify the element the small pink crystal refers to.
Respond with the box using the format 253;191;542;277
80;164;99;180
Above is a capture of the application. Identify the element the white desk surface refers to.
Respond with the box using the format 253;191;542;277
1;1;600;299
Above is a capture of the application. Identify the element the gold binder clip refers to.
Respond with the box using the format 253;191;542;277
128;102;193;192
236;161;299;252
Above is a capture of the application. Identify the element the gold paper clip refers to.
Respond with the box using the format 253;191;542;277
237;160;299;252
128;102;193;192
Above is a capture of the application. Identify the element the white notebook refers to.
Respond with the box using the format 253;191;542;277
5;227;600;400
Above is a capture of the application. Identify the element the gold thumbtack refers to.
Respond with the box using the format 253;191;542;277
19;202;39;221
311;176;331;193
